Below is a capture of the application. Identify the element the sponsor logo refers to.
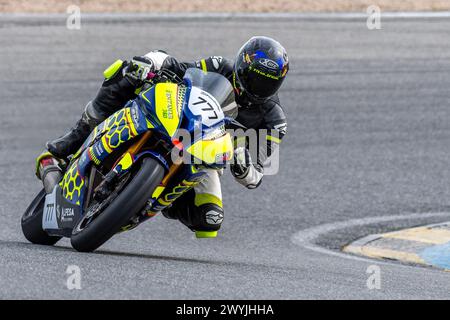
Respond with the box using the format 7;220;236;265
211;56;223;70
274;123;287;136
206;211;224;225
163;90;174;119
61;207;75;222
130;107;139;125
258;58;279;71
249;66;280;80
94;143;104;155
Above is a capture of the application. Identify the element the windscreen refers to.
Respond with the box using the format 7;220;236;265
184;68;236;116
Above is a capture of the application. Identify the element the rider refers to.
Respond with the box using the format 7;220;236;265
38;36;289;238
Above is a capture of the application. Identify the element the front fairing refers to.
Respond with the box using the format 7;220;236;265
182;85;234;168
135;82;186;143
134;69;235;169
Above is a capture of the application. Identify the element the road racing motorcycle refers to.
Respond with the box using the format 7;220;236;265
21;68;235;252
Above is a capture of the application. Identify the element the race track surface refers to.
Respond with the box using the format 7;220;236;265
0;15;449;299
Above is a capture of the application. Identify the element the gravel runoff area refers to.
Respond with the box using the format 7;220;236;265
1;0;450;13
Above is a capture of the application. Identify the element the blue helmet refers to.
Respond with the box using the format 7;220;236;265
234;36;289;104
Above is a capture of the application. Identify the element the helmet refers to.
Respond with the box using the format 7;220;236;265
233;36;289;104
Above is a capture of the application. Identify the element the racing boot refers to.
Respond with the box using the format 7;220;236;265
46;102;104;159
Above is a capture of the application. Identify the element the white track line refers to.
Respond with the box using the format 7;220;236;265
291;212;450;265
1;12;450;20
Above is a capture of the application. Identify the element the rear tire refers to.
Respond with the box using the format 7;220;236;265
21;189;62;246
70;158;164;252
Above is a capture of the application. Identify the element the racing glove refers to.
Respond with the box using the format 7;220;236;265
230;147;263;189
123;56;155;86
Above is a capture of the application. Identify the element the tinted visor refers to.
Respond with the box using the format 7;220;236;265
237;65;284;100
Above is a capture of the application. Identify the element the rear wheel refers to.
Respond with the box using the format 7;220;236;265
70;158;164;252
21;189;62;245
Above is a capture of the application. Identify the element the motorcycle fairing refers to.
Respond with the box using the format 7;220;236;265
136;79;233;168
42;185;82;237
60;74;232;213
60;104;150;206
186;86;225;129
136;82;186;140
60;82;186;208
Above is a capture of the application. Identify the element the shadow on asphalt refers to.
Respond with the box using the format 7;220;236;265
0;240;277;270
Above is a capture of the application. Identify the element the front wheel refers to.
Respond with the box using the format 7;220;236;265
70;158;164;252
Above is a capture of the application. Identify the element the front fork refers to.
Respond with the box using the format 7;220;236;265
108;132;207;232
119;163;207;232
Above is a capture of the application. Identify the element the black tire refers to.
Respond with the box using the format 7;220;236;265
70;158;164;252
21;189;62;246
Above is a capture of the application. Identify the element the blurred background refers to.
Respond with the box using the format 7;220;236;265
1;0;450;13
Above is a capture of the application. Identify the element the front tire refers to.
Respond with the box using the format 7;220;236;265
21;189;62;245
70;158;164;252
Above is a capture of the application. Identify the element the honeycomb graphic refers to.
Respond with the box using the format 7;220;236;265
60;107;139;206
61;161;84;205
102;109;133;151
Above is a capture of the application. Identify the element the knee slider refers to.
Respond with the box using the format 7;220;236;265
197;203;224;232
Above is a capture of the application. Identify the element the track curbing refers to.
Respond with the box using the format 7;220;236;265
343;222;450;271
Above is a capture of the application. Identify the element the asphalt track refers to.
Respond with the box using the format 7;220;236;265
0;14;450;299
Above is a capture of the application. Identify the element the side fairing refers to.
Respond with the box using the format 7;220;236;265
60;104;150;206
135;82;187;139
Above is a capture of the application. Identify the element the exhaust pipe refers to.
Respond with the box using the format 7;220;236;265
38;156;62;194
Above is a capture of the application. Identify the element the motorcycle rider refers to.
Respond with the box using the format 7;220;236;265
37;36;289;238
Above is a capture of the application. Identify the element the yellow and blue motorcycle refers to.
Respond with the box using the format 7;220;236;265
21;68;235;252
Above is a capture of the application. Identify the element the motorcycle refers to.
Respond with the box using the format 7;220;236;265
21;68;235;252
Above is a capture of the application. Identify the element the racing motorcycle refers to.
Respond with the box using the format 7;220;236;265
21;68;235;252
